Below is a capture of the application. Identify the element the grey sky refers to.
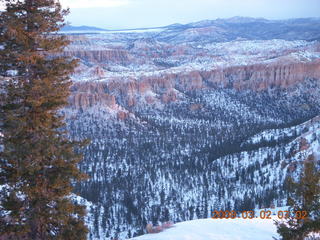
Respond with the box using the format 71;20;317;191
63;0;320;29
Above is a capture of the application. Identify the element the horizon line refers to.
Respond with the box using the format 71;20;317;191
65;16;320;31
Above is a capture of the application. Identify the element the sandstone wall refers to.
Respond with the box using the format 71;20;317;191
63;49;131;64
69;60;320;111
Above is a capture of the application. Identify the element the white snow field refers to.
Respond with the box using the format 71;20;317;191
131;217;280;240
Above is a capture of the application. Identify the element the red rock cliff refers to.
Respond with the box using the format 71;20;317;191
69;60;320;111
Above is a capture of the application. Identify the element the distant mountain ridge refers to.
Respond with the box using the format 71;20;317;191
61;25;107;32
62;17;320;42
63;17;320;31
161;17;320;43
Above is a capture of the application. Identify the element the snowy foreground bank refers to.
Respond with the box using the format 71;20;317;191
131;217;280;240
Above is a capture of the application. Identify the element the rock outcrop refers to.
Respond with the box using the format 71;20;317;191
63;49;131;64
69;82;116;111
64;36;320;113
69;60;320;111
202;60;320;90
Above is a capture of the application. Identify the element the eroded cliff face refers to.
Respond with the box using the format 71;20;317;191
69;83;116;111
64;36;320;115
203;60;320;90
63;49;131;64
64;35;320;116
69;60;320;113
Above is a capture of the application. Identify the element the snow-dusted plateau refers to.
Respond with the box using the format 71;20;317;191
61;17;320;239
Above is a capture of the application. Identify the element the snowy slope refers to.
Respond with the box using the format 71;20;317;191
61;20;320;239
68;38;320;83
131;217;280;240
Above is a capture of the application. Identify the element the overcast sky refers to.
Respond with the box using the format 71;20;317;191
11;0;320;29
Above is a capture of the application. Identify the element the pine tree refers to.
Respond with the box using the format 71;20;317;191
0;0;88;239
276;154;320;240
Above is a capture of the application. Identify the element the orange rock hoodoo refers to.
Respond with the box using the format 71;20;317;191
69;60;320;112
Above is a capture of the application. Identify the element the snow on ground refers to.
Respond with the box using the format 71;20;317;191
69;38;320;82
131;217;280;240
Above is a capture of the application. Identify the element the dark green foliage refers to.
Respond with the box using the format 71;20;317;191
276;154;320;240
0;0;88;239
